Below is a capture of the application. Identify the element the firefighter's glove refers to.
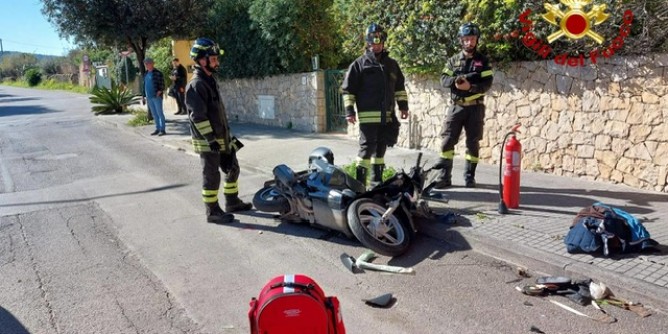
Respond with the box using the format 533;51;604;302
220;151;235;173
208;140;221;152
455;76;471;91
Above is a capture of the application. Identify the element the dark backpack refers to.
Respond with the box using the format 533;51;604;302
248;274;346;334
565;203;655;256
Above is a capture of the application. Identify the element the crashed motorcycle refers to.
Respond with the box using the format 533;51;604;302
253;147;441;257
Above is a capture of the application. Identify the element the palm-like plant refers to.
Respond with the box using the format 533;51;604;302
89;80;141;115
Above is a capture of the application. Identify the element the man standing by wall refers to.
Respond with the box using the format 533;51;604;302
185;38;252;224
341;23;409;187
143;58;166;136
170;58;188;115
434;23;494;188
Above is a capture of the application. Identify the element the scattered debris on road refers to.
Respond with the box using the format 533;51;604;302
355;251;416;275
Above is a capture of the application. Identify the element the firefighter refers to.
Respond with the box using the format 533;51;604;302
185;37;252;224
434;22;494;188
341;23;409;187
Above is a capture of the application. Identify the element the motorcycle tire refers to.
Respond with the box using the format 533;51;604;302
347;198;412;257
253;186;290;213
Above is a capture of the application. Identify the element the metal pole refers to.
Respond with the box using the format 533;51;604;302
124;56;129;85
408;114;413;149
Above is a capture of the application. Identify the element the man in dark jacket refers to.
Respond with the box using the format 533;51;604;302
143;58;166;136
185;38;252;224
434;22;494;188
341;23;409;187
170;58;188;115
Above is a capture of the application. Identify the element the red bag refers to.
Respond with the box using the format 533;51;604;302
248;274;346;334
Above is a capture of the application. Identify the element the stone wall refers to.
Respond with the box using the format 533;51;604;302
218;72;326;132
217;53;668;193
400;53;668;193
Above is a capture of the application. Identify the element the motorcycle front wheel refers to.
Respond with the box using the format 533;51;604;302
347;198;412;257
252;186;290;213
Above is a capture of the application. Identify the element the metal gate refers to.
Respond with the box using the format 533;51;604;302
324;69;347;132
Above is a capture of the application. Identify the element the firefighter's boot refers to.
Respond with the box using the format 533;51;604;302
224;194;253;212
370;164;385;188
206;203;234;224
433;158;453;189
355;165;368;186
464;161;478;188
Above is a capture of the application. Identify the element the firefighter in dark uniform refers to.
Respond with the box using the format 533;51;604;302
434;23;494;188
341;23;409;187
185;37;252;224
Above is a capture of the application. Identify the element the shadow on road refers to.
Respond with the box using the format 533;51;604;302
0;183;188;207
386;213;473;268
0;96;41;104
443;183;667;217
227;208;473;268
225;210;360;247
0;105;58;117
0;306;30;334
165;118;191;136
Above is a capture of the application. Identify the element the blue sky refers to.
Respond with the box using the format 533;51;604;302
0;0;75;56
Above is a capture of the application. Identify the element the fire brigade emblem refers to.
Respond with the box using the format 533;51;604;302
541;0;610;44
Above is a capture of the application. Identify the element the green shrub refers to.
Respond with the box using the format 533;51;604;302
342;161;397;182
24;68;42;86
89;80;141;115
127;110;152;127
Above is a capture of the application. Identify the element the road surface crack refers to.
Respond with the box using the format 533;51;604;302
19;217;60;333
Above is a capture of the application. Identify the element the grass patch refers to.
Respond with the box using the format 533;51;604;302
127;108;152;127
1;78;90;94
475;212;489;221
341;162;397;181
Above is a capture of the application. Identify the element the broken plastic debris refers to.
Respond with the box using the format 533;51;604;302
355;251;415;275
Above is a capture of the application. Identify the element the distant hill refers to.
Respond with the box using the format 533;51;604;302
0;51;63;61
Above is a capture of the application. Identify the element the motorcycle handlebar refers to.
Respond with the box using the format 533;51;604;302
416;152;423;169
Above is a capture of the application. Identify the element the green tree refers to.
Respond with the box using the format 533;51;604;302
332;0;467;74
202;0;282;78
113;52;140;87
40;58;63;76
41;0;212;74
146;37;174;87
248;0;339;73
0;53;39;79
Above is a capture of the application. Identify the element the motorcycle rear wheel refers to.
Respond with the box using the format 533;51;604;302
253;186;289;213
347;198;412;257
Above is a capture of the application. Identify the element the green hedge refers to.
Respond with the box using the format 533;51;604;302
202;0;667;77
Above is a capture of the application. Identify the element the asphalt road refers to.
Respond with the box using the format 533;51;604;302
1;85;667;334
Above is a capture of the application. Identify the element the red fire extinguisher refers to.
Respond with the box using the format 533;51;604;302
498;124;522;214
